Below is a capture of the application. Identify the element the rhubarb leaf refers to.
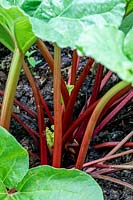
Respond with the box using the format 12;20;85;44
1;0;126;49
0;6;36;53
0;6;15;51
7;166;103;200
0;179;6;200
125;0;133;15
0;126;29;189
77;25;133;84
124;27;133;61
120;12;133;34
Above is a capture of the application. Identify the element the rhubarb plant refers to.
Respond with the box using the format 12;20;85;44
0;0;132;189
0;126;103;200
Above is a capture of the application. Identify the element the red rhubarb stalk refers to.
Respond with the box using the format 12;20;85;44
52;44;62;168
36;39;69;107
68;50;80;85
96;85;131;124
22;60;47;165
76;81;130;169
94;90;133;135
89;64;104;106
100;70;113;91
63;100;98;143
63;58;94;133
74;64;103;141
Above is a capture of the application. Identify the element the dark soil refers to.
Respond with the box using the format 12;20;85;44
0;43;132;200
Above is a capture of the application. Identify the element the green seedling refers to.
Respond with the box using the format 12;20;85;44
25;50;42;68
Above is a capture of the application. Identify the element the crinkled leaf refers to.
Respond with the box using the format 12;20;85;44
1;0;126;49
5;166;103;200
124;27;133;61
0;126;29;189
77;25;133;84
120;12;133;34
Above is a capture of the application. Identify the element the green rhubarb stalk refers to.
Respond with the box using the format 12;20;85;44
0;47;23;129
52;44;62;168
76;81;130;169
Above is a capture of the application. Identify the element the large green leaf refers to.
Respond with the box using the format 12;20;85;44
125;0;133;15
14;16;36;52
0;23;15;51
0;6;36;53
120;12;133;34
0;128;103;200
1;0;126;49
0;126;29;189
0;6;15;51
5;166;103;200
124;27;133;61
76;25;133;84
0;179;6;200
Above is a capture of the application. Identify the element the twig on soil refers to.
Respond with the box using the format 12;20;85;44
105;131;133;157
94;142;133;149
92;174;133;190
83;149;133;168
91;163;133;170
